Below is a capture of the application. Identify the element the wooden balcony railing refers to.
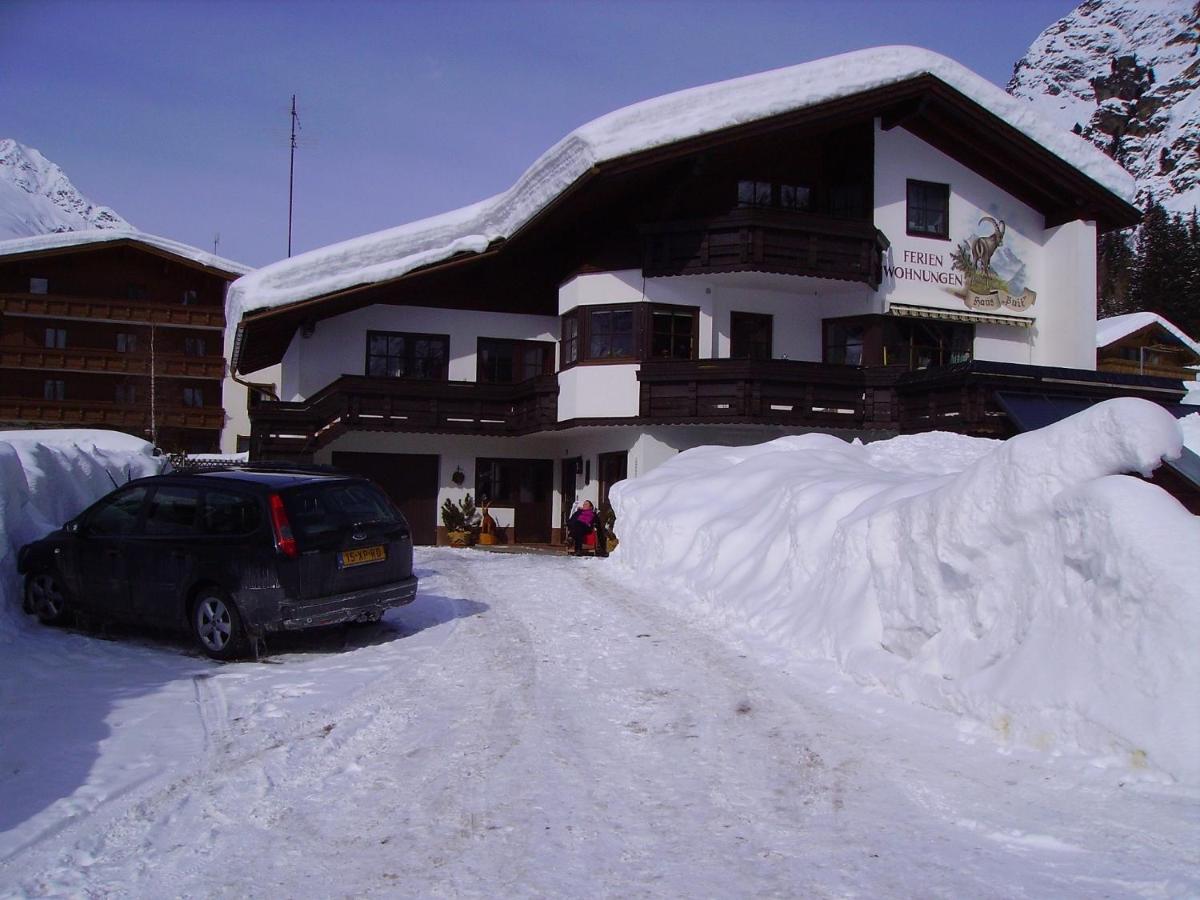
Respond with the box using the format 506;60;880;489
640;208;890;289
1;346;226;379
251;374;561;458
0;292;225;330
0;397;224;431
638;358;902;431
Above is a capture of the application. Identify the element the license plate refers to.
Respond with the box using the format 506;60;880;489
339;545;386;568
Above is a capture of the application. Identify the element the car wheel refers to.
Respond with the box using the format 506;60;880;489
25;571;71;626
191;589;248;661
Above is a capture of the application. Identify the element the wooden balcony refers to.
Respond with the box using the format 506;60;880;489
638;358;901;431
1;346;226;379
251;374;561;458
640;208;891;289
0;397;224;432
638;358;1186;437
0;292;225;330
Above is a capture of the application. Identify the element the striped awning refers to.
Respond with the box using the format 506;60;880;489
888;302;1033;328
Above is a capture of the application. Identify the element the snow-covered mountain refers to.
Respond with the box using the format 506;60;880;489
0;139;131;240
1008;0;1199;215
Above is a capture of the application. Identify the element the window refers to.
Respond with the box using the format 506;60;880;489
737;180;773;207
906;180;950;239
730;312;772;360
560;303;698;367
44;327;66;349
182;289;198;305
824;321;866;366
127;284;147;300
116;332;138;353
588;308;636;360
883;319;973;369
115;383;137;405
184;336;207;357
202;490;261;536
650;307;695;360
738;180;811;211
561;314;579;366
29;277;48;294
183;387;204;407
86;486;148;536
366;331;449;380
477;338;553;384
43;379;65;400
145;486;201;536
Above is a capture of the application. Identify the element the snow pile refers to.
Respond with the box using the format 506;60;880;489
227;45;1133;329
611;399;1200;783
0;430;163;641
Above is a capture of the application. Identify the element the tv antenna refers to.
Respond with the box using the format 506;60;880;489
288;94;300;257
212;232;220;255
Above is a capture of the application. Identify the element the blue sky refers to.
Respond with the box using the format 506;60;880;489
1;0;1078;268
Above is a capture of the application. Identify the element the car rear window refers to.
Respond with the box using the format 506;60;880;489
284;481;400;541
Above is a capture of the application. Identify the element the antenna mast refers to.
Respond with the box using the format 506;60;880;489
288;94;299;257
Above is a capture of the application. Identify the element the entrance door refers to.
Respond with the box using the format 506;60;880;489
332;452;440;545
597;451;628;512
476;458;554;544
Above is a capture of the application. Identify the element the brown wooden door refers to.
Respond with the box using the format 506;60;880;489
332;451;439;545
477;458;554;544
597;451;628;512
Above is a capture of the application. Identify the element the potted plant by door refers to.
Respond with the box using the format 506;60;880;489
478;502;497;545
441;493;475;547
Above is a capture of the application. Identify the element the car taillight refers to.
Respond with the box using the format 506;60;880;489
268;493;298;558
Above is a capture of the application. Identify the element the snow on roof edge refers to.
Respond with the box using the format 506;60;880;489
1097;312;1200;357
0;227;253;276
227;45;1137;335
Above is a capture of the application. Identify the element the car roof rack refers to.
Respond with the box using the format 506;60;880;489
168;459;347;476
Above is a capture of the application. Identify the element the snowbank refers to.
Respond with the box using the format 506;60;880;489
611;399;1200;783
0;430;163;641
227;45;1133;327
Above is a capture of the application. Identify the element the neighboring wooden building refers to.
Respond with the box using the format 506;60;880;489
227;47;1190;544
1096;312;1200;381
0;231;250;452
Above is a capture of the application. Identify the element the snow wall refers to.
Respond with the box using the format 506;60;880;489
611;399;1200;784
0;430;163;642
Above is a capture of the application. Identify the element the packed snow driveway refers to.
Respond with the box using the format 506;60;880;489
1;548;1196;897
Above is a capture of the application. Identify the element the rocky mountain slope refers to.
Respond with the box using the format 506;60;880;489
0;139;131;241
1008;0;1199;214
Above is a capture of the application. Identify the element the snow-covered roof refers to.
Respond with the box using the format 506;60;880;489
0;228;252;276
1096;312;1200;357
227;46;1136;327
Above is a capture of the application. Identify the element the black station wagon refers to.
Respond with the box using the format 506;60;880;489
18;468;418;659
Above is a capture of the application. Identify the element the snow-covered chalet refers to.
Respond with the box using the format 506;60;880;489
229;46;1187;545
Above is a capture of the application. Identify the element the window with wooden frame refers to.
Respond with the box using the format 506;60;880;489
824;319;867;366
730;312;772;360
44;327;66;349
477;338;555;384
559;303;699;368
906;179;950;239
366;331;449;380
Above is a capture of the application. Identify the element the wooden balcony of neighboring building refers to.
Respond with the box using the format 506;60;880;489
0;346;226;380
0;397;224;432
250;374;561;459
0;292;225;330
640;208;891;289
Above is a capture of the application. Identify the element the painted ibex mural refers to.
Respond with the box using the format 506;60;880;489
969;216;1005;277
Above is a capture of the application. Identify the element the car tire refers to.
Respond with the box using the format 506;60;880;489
25;570;71;626
191;589;248;661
